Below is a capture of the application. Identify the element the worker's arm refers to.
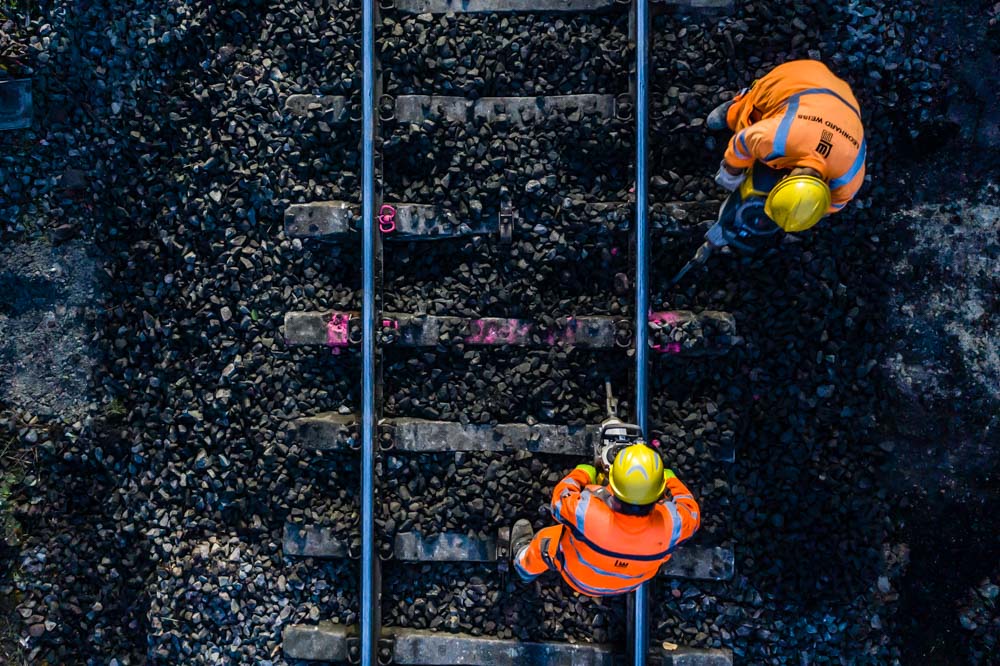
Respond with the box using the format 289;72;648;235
828;152;866;214
723;118;781;170
664;472;701;546
550;466;595;531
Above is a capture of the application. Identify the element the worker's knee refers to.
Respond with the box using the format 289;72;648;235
514;552;541;582
515;527;560;579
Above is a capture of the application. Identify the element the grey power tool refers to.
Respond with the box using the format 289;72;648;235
596;381;644;471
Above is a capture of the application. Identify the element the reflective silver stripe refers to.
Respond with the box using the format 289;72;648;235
574;492;591;534
665;502;683;551
677;501;699;524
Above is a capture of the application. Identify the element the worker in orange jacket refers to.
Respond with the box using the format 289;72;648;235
706;59;867;233
510;443;700;597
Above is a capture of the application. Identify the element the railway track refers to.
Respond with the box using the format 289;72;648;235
277;0;738;663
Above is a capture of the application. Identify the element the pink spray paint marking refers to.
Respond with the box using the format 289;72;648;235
649;311;684;354
378;204;396;233
326;312;352;347
464;318;533;345
648;311;683;325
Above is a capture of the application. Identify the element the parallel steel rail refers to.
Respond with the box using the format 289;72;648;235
360;0;380;659
631;0;652;659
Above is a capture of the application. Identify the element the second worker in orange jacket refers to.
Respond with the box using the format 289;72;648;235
707;59;867;232
511;443;700;597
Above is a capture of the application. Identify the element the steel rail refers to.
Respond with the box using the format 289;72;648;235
631;0;652;660
360;0;380;658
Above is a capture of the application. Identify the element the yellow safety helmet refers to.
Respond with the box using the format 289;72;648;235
608;443;667;506
764;174;832;233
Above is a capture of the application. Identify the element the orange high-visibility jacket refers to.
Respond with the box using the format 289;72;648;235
723;60;866;214
548;467;700;596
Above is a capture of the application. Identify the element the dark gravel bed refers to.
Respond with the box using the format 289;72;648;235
2;0;997;664
380;450;556;542
639;1;970;657
380;13;629;96
382;563;627;643
380;190;634;319
383;347;629;423
381;112;633;214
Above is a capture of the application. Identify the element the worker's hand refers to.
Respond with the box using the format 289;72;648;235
714;161;746;191
575;464;597;484
663;468;677;481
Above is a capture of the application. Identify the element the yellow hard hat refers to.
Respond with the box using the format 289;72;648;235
608;443;667;506
764;174;832;232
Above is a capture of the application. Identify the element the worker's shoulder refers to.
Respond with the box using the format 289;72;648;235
584;486;616;508
654;498;693;522
772;58;841;81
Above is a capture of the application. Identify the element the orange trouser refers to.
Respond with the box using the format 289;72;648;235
515;525;562;578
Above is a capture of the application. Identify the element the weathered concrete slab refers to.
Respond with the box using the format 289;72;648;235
660;545;733;581
390;419;600;454
285;310;355;348
395;532;497;562
284;312;622;348
292;415;598;454
285;201;355;237
283;523;349;558
291;417;599;454
285;201;496;240
395;314;621;348
391;629;616;666
394;94;615;124
649;310;738;357
284;624;729;664
291;414;737;464
657;0;733;8
392;0;614;14
0;79;31;130
661;646;734;666
289;413;359;451
285;310;738;355
284;521;731;581
283;94;348;121
283;622;353;661
284;200;719;243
